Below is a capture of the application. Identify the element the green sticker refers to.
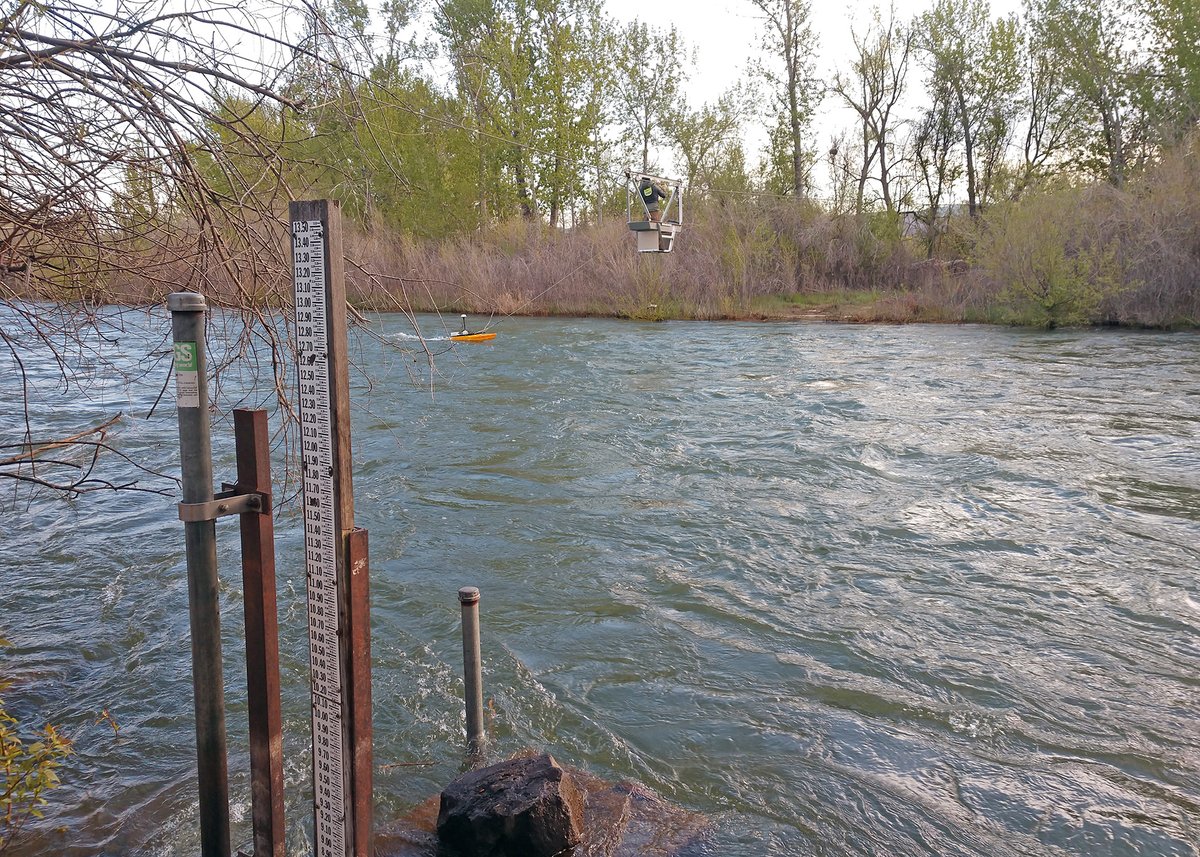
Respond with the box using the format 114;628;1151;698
174;342;198;372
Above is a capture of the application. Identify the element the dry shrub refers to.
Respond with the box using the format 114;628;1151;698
344;218;647;318
974;186;1126;327
9;214;293;313
973;134;1200;328
336;196;933;321
19;139;1196;330
1104;137;1200;326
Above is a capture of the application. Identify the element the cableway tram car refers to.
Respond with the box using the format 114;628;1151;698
626;171;683;253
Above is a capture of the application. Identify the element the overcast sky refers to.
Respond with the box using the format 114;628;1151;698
604;0;1024;106
603;0;1024;180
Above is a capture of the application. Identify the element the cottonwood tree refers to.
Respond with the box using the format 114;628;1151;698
1027;0;1148;186
669;87;751;194
1143;0;1200;132
747;0;820;196
973;18;1023;206
919;0;1022;216
535;0;613;228
432;0;516;222
614;21;689;174
269;0;485;235
829;4;913;213
434;0;541;219
279;0;395;229
434;0;613;226
911;74;964;251
824;131;859;215
1014;4;1084;193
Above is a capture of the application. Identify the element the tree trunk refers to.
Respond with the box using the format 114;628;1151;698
549;155;561;227
878;130;894;212
789;84;803;195
515;155;535;219
786;3;803;196
1099;91;1126;186
856;125;870;214
955;83;979;217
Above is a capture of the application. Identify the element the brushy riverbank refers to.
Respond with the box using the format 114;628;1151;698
335;139;1200;330
11;139;1199;331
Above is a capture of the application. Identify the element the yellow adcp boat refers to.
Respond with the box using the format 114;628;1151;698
449;314;496;343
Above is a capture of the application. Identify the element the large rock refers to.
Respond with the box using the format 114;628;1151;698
375;753;710;857
436;753;585;856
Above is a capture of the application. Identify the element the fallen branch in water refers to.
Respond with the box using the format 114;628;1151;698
0;414;178;498
0;413;122;467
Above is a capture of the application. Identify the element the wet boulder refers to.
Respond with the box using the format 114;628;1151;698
436;753;584;856
375;752;709;857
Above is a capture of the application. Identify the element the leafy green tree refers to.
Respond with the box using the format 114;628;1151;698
1027;0;1148;186
919;0;1023;215
379;0;420;66
435;0;531;218
911;73;964;252
194;98;301;214
276;0;412;230
113;148;167;235
433;0;520;223
1142;0;1200;134
973;15;1023;207
747;0;820;196
824;131;858;215
1014;3;1086;193
530;0;613;227
707;144;754;196
335;76;484;236
614;21;690;173
435;0;612;226
669;88;749;193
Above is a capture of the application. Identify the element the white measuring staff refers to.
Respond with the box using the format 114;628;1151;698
292;218;349;856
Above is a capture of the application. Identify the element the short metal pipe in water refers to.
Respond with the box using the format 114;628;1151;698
458;586;485;754
168;291;231;857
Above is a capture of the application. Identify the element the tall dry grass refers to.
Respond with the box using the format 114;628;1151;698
340;197;933;321
1104;140;1200;326
10;135;1196;329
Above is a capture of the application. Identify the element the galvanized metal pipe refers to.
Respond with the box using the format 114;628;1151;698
458;586;485;752
168;291;231;857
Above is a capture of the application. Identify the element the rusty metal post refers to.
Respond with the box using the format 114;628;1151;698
346;528;373;857
233;409;285;857
168;291;231;857
458;587;485;752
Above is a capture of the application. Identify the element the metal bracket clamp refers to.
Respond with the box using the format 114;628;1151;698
178;486;271;523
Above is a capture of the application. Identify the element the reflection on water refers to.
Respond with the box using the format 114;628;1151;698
2;313;1199;856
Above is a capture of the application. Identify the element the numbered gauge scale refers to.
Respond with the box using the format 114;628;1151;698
292;217;349;856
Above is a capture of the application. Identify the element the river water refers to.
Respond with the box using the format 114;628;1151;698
2;311;1198;856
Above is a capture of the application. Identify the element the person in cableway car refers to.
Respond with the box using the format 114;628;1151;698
638;176;668;222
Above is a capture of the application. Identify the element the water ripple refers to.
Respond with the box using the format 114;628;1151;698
2;315;1198;855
